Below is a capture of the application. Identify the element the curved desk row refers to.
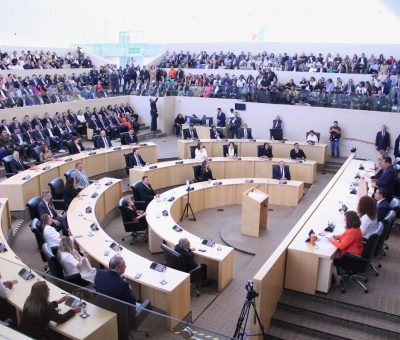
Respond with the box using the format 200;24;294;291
0;198;118;339
67;178;191;330
178;139;327;164
129;157;317;188
0;143;157;211
285;159;371;294
146;178;304;291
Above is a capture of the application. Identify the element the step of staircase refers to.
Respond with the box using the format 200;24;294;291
266;290;400;340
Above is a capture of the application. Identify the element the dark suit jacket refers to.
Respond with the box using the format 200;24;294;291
128;153;145;168
38;200;58;219
238;128;253;139
32;130;48;144
376;166;396;195
375;131;390;150
174;245;198;272
377;199;391;222
136;182;156;204
11;133;26;146
88;120;101;131
395;137;400;158
210;130;224;139
290;148;306;160
259;147;273;158
216;111;226;127
96;136;112;148
183;129;198;140
272;119;282;129
9;158;27;173
31;118;44;129
70;142;85;154
272;165;291;180
123;133;138;145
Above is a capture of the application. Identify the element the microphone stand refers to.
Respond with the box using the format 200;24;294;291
180;184;196;221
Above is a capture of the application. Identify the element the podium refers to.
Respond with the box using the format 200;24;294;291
241;187;269;237
270;128;283;140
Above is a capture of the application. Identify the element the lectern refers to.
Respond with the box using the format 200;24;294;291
241;187;269;237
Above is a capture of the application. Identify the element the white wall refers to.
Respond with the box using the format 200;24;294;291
166;42;400;59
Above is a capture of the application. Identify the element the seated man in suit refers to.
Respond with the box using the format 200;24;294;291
372;156;396;197
175;238;208;283
88;114;102;135
136;176;158;207
375;187;391;222
210;125;224;139
183;124;198;140
43;122;65;152
238;123;253;140
94;255;137;340
70;162;90;190
128;149;146;168
37;190;69;236
290;143;306;160
0;130;15;156
8;150;28;173
10;128;29;160
122;129;138;145
97;130;112;148
69;136;85;154
272;115;283;129
306;130;319;145
272;160;291;180
32;125;50;147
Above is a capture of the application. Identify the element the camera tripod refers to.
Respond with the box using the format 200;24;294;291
180;185;196;221
233;291;265;339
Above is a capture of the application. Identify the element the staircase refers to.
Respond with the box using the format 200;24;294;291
136;123;166;141
323;157;348;174
266;289;400;340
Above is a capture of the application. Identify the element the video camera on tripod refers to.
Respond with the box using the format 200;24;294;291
245;280;259;301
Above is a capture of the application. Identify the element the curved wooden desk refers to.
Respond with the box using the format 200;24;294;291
67;178;190;330
146;178;304;291
0;143;157;211
285;159;372;294
129;157;317;188
178;139;327;164
0;198;118;339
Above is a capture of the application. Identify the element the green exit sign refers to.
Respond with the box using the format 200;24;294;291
128;47;140;54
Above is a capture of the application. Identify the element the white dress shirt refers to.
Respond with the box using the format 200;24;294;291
360;214;378;239
43;224;61;248
306;134;319;143
195;148;208;160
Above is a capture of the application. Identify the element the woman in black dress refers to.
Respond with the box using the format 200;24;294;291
259;142;273;159
174;113;185;137
199;160;215;181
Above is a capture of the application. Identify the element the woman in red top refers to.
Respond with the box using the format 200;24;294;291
331;210;363;285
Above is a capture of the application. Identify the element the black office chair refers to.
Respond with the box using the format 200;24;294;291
257;145;264;157
64;169;75;181
337;232;380;294
26;196;42;220
118;198;147;245
160;243;202;297
66;140;73;155
123;153;131;175
30;218;47;263
130;181;146;211
305;131;321;142
389;197;400;224
120;132;129;145
374;210;396;258
222;144;238;157
189;145;197;159
192;165;202;182
48;178;66;211
33;145;43;164
93;135;100;149
1;155;17;178
182;128;189;139
42;243;90;288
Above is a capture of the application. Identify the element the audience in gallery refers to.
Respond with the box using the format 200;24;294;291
159;50;400;75
0;47;90;70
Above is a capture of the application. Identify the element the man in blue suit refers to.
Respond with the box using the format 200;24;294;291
375;125;390;152
272;160;291;180
216;108;226;127
373;157;396;197
375;187;391;222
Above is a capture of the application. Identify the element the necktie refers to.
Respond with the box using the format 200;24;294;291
103;137;108;147
382;132;385;138
135;155;141;166
281;168;284;179
94;121;98;129
49;129;54;138
244;129;247;139
18;134;23;145
190;130;194;138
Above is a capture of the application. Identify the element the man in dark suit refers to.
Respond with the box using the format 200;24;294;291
183;124;198;140
11;128;29;160
272;115;282;129
104;114;120;139
0;130;15;155
373;157;396;197
238;124;253;139
43;123;65;151
122;129;138;145
94;256;137;340
41;113;55;129
22;115;32;132
96;130;112;148
375;125;390;152
290;143;306;160
32;125;50;146
88;114;102;135
8;151;27;173
136;176;158;206
216;108;226;127
128;149;146;168
210;126;224;139
37;190;69;236
9;117;25;133
175;238;207;282
375;187;391;222
272;160;291;180
0;119;12;135
228;112;241;138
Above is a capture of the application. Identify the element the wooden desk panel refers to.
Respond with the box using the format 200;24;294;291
0;198;118;339
224;160;254;178
0;143;157;211
204;184;234;210
67;179;191;329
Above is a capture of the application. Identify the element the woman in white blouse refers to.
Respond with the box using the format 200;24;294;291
194;142;208;160
226;142;237;159
57;237;96;284
306;130;319;145
41;214;61;249
357;196;378;239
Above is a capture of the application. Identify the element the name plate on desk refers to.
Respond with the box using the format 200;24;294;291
139;143;148;147
201;239;215;247
149;165;158;169
22;175;31;180
90;223;99;231
64;158;73;162
167;196;175;202
172;225;183;232
85;206;92;213
105;181;113;186
150;262;166;272
175;161;184;164
0;243;7;253
236;157;242;160
113;147;121;150
245;179;254;183
42;165;50;170
88;151;97;155
18;268;34;280
91;192;98;198
213;181;222;186
109;242;122;251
